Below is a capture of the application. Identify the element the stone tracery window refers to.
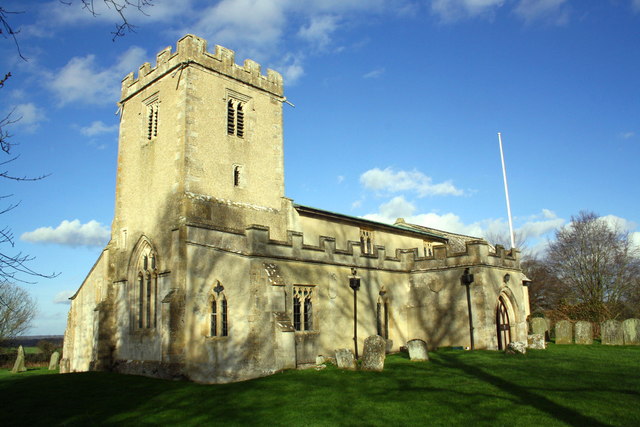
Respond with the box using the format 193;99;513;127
135;246;158;329
293;286;314;332
423;241;433;257
209;282;229;337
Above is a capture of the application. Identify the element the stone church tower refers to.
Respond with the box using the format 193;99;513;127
62;35;531;383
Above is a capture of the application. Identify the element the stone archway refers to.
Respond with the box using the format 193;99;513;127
496;295;512;350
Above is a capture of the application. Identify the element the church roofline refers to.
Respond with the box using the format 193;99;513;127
293;204;448;242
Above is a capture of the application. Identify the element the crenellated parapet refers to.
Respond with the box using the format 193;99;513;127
120;34;283;101
186;222;521;274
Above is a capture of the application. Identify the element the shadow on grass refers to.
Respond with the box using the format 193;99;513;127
432;352;608;427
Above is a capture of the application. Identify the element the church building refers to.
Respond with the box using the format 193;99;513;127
61;35;530;383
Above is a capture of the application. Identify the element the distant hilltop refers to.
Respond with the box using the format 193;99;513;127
1;335;64;347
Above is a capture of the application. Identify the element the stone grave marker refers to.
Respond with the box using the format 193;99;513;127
531;318;548;339
555;320;573;344
335;348;357;370
574;321;593;345
505;341;527;354
49;351;61;370
622;318;640;345
601;320;624;345
406;339;429;361
361;335;386;371
527;334;545;349
11;345;27;373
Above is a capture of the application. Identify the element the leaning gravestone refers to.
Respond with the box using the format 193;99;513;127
527;334;545;349
601;320;624;345
11;345;27;373
361;335;386;371
506;341;527;354
531;318;549;339
622;318;640;345
335;348;357;370
406;339;429;361
49;351;61;370
574;321;593;345
555;320;573;344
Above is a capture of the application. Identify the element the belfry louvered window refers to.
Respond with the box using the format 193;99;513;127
227;99;244;138
144;94;159;141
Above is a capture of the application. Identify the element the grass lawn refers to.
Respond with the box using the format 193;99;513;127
0;344;638;426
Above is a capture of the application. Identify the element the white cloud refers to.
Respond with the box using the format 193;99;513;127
80;120;118;136
620;131;635;139
514;0;568;25
21;219;111;247
298;15;339;50
360;167;464;197
363;68;385;79
10;103;47;132
48;46;148;106
430;0;505;22
53;290;75;305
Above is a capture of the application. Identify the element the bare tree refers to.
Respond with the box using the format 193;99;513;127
0;1;153;284
0;282;37;341
545;211;640;322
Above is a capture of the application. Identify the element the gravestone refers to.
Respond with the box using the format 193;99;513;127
49;351;61;370
622;318;640;345
505;341;527;354
527;334;545;349
406;339;429;361
601;320;623;345
555;320;573;344
531;318;548;340
335;348;357;370
11;345;27;373
361;335;386;371
574;321;593;345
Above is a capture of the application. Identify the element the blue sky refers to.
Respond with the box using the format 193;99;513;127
1;0;639;335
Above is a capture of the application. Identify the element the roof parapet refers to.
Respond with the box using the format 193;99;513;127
121;34;284;101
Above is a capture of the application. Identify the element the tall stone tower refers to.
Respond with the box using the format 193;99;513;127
112;34;288;250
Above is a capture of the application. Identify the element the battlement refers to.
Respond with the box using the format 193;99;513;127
186;222;521;274
120;34;284;101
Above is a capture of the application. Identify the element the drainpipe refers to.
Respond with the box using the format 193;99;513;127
461;268;475;350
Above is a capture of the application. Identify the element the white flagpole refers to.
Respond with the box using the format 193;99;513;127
498;132;516;249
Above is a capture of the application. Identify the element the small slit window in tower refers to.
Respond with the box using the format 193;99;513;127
233;165;242;187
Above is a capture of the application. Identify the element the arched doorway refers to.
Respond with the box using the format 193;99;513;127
496;296;511;350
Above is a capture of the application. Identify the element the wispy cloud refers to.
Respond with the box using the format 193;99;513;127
633;0;640;13
53;290;75;305
9;103;47;132
21;219;110;247
620;131;635;139
80;120;118;137
360;167;464;197
514;0;568;25
363;68;385;79
430;0;506;22
298;15;340;50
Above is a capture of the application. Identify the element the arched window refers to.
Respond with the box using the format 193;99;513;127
209;282;229;337
293;286;314;331
233;165;242;187
134;243;158;330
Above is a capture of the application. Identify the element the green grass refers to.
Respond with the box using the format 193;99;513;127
0;344;638;426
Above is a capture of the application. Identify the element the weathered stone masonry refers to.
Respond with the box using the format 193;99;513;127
61;35;530;383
